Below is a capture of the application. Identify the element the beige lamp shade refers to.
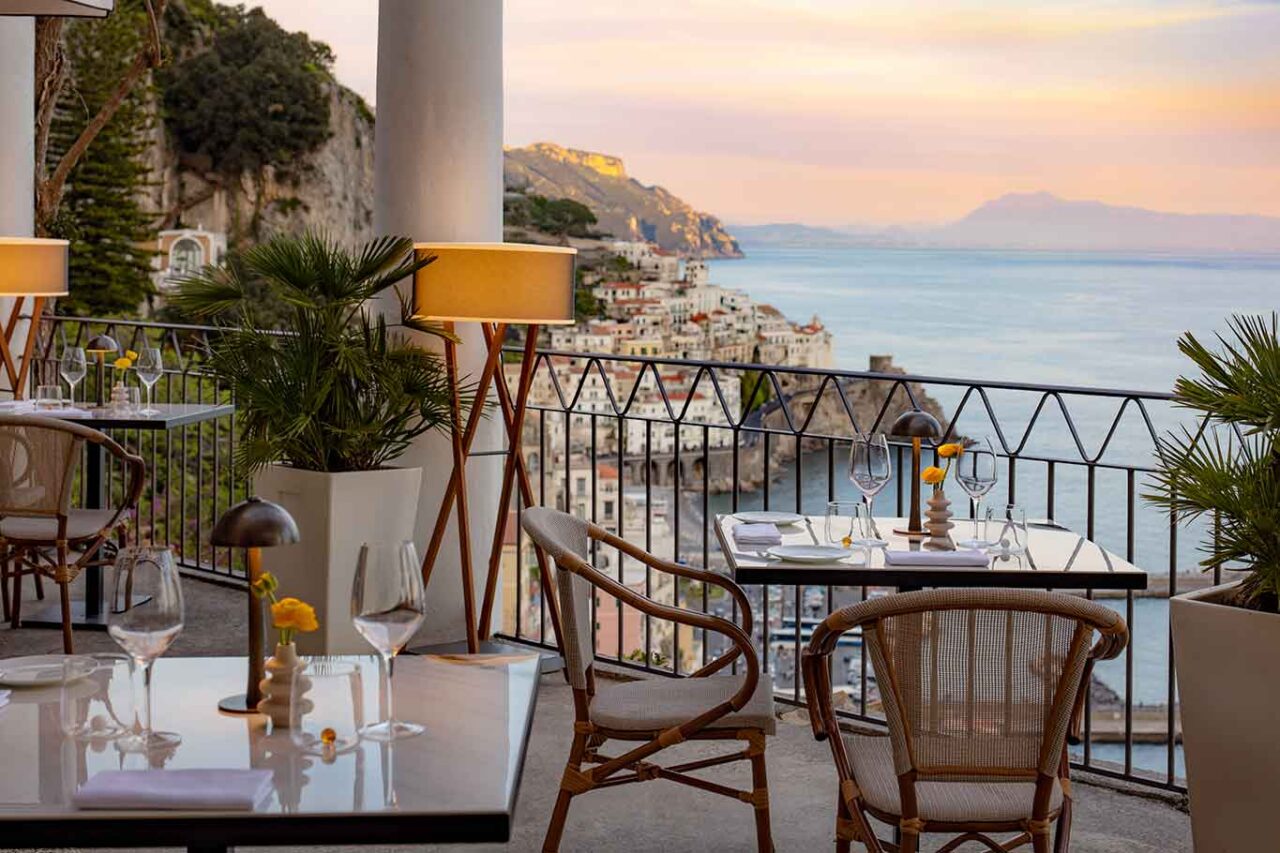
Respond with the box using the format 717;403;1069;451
0;238;69;297
0;0;113;16
412;242;576;325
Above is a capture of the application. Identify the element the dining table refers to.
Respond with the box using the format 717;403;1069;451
715;513;1148;592
20;402;234;630
0;654;540;851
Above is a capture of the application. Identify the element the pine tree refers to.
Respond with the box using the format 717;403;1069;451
47;0;158;318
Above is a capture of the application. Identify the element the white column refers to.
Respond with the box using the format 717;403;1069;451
0;18;35;397
374;0;504;645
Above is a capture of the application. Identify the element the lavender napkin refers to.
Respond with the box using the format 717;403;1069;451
74;769;273;811
883;549;990;567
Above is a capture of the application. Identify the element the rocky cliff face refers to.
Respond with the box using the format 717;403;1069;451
504;142;743;258
145;84;375;247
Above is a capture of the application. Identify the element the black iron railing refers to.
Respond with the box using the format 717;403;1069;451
27;317;1200;791
496;347;1202;792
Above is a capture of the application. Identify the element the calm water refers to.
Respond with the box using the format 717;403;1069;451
705;246;1276;779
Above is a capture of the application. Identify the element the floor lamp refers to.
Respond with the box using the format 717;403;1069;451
0;238;69;400
411;243;576;660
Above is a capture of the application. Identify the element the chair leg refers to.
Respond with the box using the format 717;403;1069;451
57;542;73;654
9;554;23;628
33;567;44;600
1053;797;1073;853
1;550;10;622
747;735;774;853
543;732;588;853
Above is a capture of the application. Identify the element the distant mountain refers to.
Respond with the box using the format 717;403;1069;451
736;193;1280;254
930;192;1280;253
503;143;743;258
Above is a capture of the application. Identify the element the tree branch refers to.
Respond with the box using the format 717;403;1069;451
34;0;168;236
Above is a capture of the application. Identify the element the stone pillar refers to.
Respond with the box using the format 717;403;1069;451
0;18;36;397
374;0;504;645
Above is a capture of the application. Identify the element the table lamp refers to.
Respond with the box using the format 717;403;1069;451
411;242;575;657
890;409;942;538
212;496;300;714
0;238;68;399
85;332;119;406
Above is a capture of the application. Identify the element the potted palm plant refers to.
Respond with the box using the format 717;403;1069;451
173;232;455;654
1149;313;1280;851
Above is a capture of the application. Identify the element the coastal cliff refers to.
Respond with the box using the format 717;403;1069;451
504;143;744;259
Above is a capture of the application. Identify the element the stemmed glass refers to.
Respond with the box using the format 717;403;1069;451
59;347;86;406
135;348;163;416
352;541;426;740
955;436;1000;549
847;432;892;548
107;548;185;751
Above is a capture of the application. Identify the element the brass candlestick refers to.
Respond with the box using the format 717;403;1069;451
213;496;300;714
890;409;942;538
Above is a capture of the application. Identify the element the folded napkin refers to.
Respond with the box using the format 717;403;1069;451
0;689;9;710
0;400;34;414
733;523;783;546
74;769;273;811
883;549;990;567
51;406;94;418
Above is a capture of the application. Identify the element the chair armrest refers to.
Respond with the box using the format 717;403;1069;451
560;552;761;721
593;525;754;636
1068;626;1129;744
97;436;146;532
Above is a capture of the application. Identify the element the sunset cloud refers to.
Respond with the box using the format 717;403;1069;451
255;0;1280;224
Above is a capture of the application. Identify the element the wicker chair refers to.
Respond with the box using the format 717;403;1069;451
521;506;776;853
802;589;1128;853
0;415;144;652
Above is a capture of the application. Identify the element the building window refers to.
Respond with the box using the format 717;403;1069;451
170;238;204;276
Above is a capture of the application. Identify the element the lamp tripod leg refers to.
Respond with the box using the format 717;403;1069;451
478;325;538;639
13;297;45;400
0;296;26;395
443;326;480;653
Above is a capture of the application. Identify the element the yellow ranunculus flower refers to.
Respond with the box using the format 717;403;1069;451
113;357;133;370
938;443;964;458
250;571;279;599
921;465;946;485
125;349;139;360
271;597;319;633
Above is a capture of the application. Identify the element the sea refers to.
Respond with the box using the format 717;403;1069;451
707;245;1280;779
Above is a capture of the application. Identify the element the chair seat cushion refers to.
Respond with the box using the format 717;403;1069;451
591;674;776;734
845;734;1063;823
0;509;120;542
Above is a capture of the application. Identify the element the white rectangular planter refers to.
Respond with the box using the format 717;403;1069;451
253;464;422;655
1171;581;1280;852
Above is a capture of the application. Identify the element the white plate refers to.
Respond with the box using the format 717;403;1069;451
765;545;854;563
0;655;96;688
734;511;805;525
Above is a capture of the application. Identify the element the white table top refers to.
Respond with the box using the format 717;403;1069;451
716;514;1148;590
0;654;540;847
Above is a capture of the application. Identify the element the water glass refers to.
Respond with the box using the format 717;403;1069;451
35;385;63;410
993;503;1028;555
112;386;141;413
847;433;891;547
60;654;134;741
824;500;859;547
352;541;426;740
290;658;363;758
60;347;87;404
135;348;163;415
955;436;1000;549
107;547;184;751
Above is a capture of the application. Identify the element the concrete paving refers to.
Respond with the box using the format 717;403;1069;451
0;575;1191;852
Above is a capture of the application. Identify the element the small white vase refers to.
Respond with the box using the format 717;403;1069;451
923;489;955;550
257;642;310;728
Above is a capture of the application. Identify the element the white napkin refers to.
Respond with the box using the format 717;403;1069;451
883;549;990;567
74;769;273;811
0;689;9;710
733;523;783;546
52;407;94;418
0;400;34;414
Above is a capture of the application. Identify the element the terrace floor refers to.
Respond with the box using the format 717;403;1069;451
0;576;1192;852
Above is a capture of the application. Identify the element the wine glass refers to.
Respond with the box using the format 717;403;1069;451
107;547;185;751
135;347;163;416
352;541;426;740
955;436;1000;549
59;347;86;405
847;433;891;547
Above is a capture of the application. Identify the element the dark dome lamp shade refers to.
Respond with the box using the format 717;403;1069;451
213;497;300;714
890;410;944;538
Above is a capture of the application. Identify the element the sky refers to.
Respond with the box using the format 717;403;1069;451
254;0;1280;227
